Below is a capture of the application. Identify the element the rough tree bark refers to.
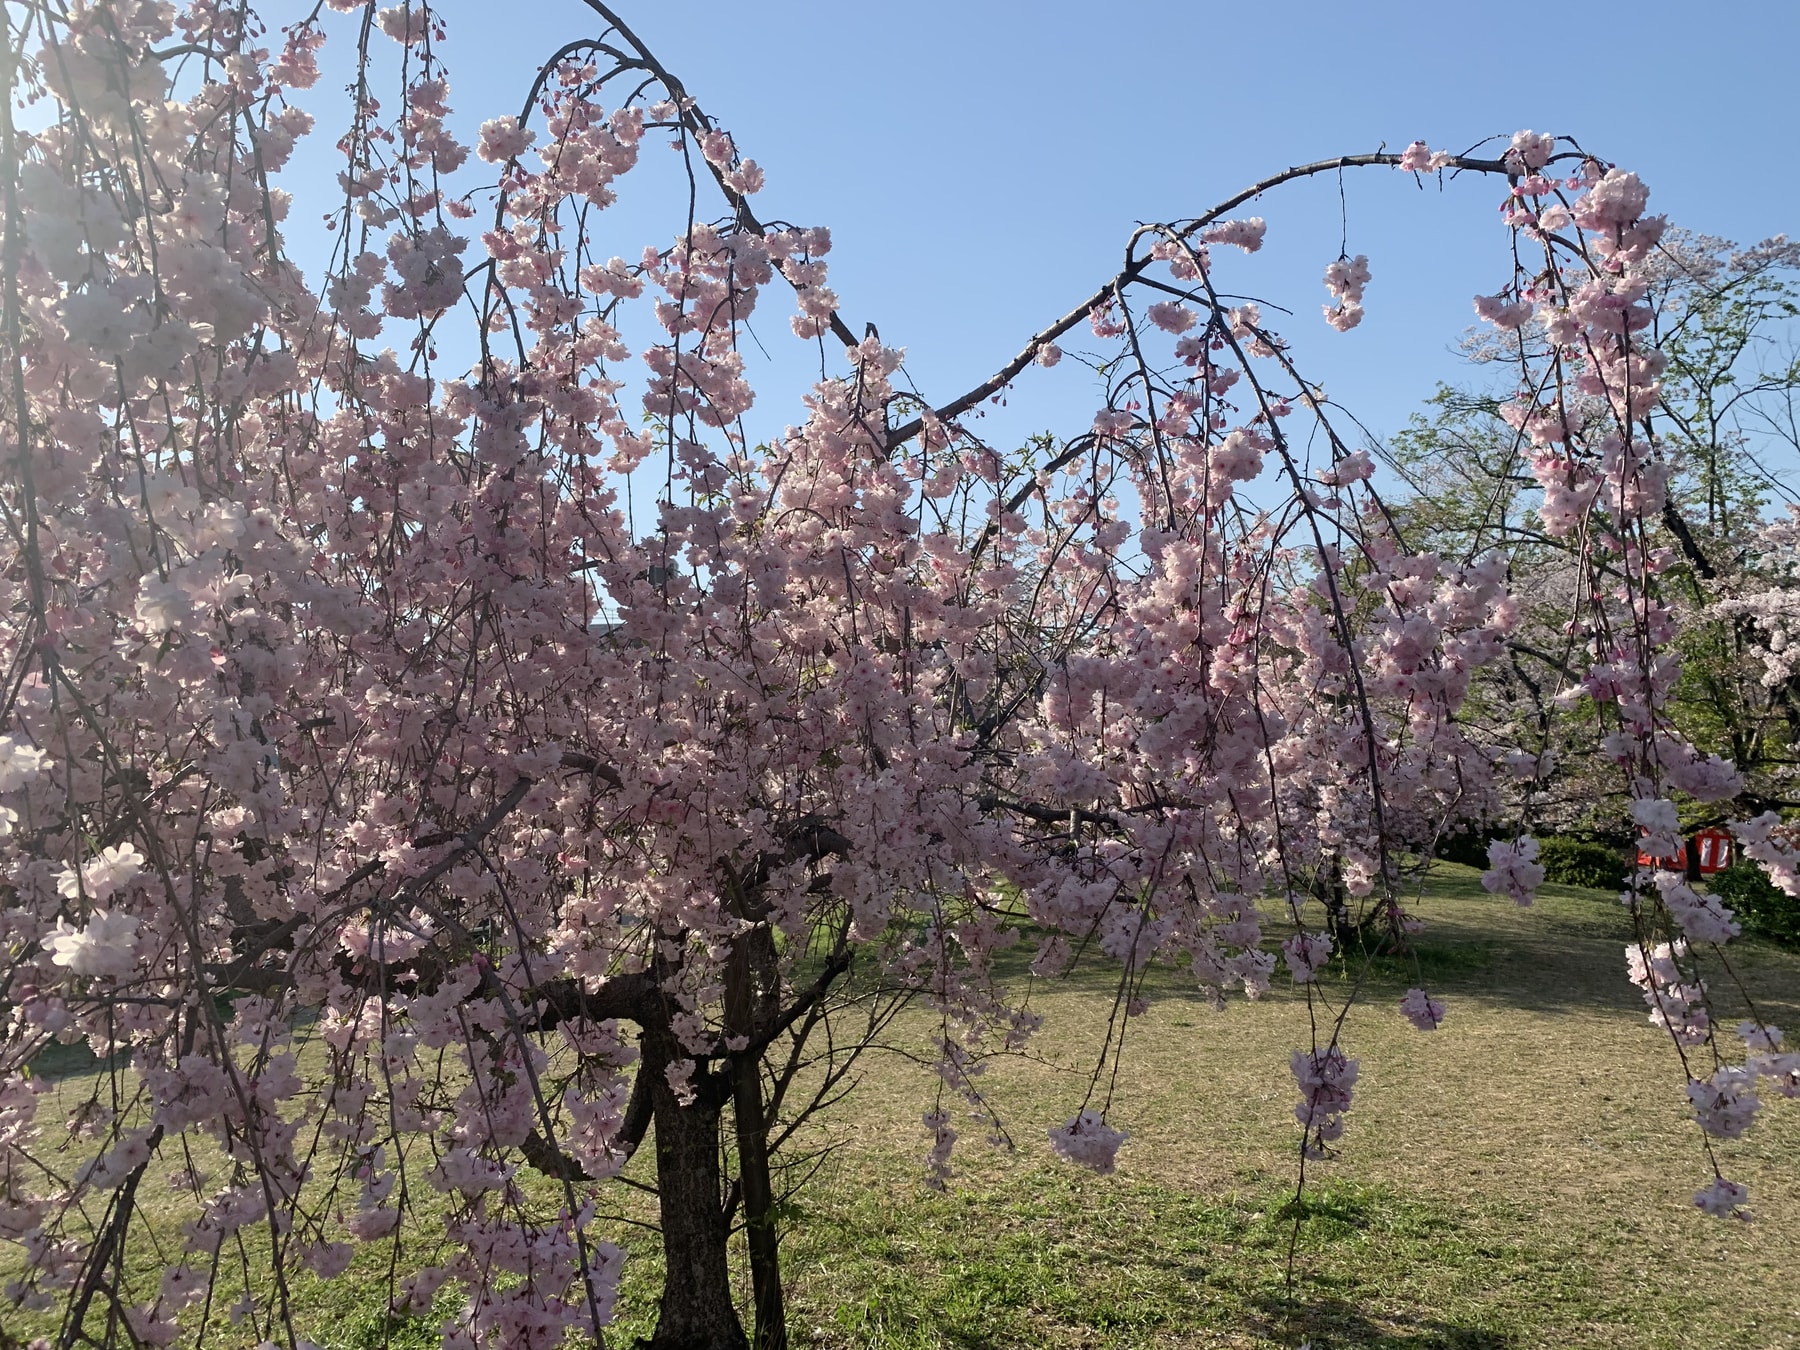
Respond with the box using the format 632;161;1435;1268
726;924;787;1350
641;1022;747;1350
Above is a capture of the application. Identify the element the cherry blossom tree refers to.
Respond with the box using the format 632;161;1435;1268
0;2;1792;1349
1386;231;1800;839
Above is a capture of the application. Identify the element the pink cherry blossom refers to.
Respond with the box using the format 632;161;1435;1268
477;115;536;163
55;844;144;903
1506;129;1556;170
1282;931;1334;984
45;911;141;980
0;736;46;791
1400;988;1446;1031
1047;1109;1129;1176
1481;836;1545;905
1693;1177;1749;1218
1398;140;1433;173
1200;217;1266;252
1322;254;1371;331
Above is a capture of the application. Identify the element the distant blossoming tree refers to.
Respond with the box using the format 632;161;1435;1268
0;2;1792;1348
1382;228;1800;840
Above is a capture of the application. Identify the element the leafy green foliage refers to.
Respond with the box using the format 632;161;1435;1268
1709;862;1800;946
1382;232;1800;834
1537;836;1629;892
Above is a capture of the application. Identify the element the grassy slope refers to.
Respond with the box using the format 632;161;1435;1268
7;866;1796;1350
765;865;1800;1350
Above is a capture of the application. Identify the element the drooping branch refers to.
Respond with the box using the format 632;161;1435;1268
883;151;1520;450
568;0;861;350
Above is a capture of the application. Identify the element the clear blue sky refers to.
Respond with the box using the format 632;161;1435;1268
308;0;1800;451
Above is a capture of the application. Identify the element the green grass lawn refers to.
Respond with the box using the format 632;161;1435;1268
8;865;1798;1349
733;865;1800;1350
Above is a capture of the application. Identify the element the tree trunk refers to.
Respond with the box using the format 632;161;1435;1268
722;921;787;1349
643;1031;747;1350
733;1057;787;1350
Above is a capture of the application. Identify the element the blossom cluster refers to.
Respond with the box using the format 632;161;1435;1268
1458;129;1792;1218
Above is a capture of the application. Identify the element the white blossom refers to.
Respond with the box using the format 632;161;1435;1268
46;908;140;979
0;735;47;792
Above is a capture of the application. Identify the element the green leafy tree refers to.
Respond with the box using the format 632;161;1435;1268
1383;231;1800;836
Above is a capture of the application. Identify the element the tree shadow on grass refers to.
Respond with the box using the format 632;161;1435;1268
944;865;1800;1030
1245;1289;1520;1350
1230;1187;1531;1349
24;1036;126;1080
1271;869;1800;1026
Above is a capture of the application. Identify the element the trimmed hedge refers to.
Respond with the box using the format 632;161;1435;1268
1537;835;1629;891
1707;863;1800;947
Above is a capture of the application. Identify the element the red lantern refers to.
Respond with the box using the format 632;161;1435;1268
1693;827;1733;875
